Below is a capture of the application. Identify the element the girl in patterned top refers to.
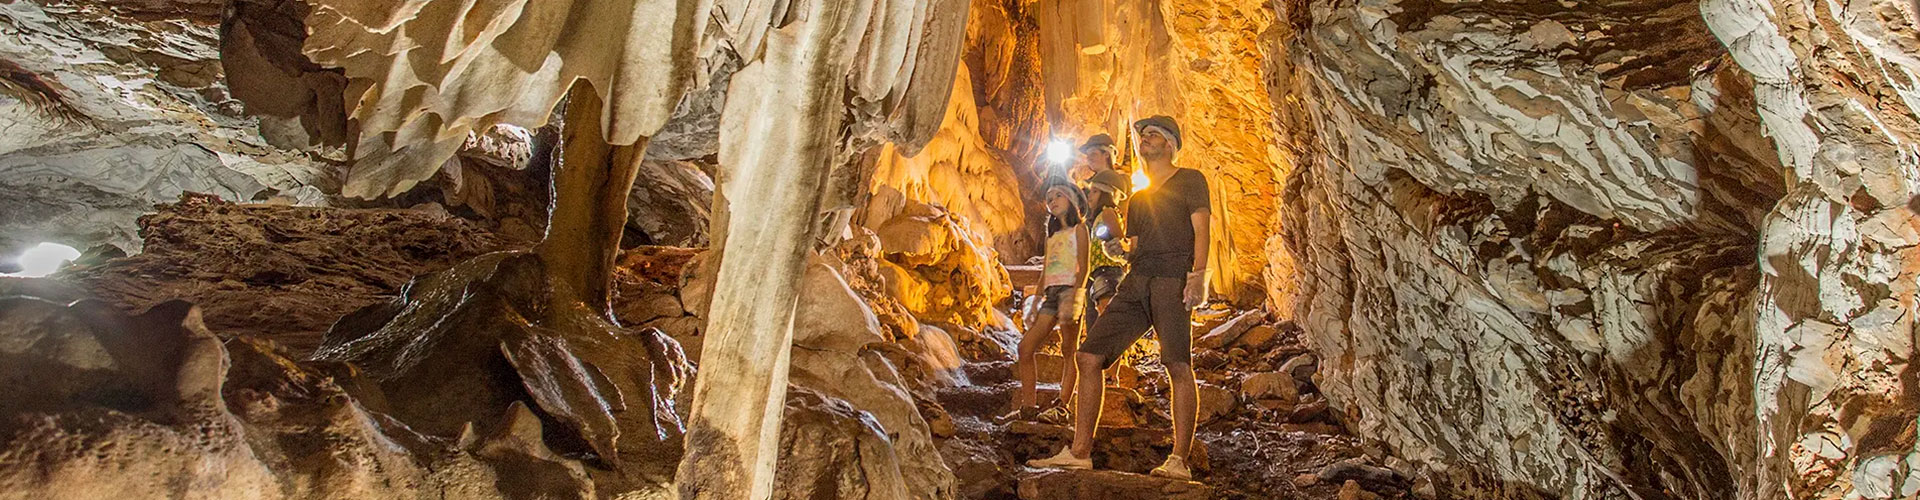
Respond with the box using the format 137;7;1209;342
1002;178;1090;423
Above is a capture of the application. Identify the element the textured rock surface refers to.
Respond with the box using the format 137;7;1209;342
1031;0;1291;304
870;198;1014;329
774;387;916;500
1274;0;1918;497
0;0;337;256
60;195;506;354
2;203;965;500
1015;469;1215;500
0;290;579;500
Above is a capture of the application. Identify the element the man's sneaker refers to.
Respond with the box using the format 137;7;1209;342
1026;448;1092;470
1150;454;1192;480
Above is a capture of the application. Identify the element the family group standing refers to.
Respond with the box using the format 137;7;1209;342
1009;115;1212;481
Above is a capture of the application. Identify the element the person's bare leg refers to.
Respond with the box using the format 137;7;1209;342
1057;318;1081;410
1013;314;1059;409
1167;361;1197;458
1070;351;1105;458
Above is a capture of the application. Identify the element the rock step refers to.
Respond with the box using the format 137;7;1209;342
1017;468;1216;500
935;380;1062;419
1005;421;1211;475
962;360;1014;385
1005;264;1043;292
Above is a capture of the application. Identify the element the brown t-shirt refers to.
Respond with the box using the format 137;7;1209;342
1124;168;1210;277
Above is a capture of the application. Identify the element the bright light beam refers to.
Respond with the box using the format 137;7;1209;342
1045;139;1073;165
3;242;81;278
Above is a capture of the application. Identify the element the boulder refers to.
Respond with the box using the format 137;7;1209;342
1099;386;1146;429
1318;457;1411;492
783;255;958;499
940;438;1015;500
1241;371;1300;404
773;387;913;500
1337;480;1383;500
1278;353;1318;384
1196;383;1237;424
1193;310;1263;350
1230;325;1277;349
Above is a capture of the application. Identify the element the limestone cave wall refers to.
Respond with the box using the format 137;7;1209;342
1273;0;1918;498
1033;0;1293;305
0;0;337;257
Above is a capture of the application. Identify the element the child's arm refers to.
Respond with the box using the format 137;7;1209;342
1076;224;1093;279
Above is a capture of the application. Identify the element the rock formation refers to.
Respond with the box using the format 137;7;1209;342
0;1;335;256
1272;0;1918;497
3;0;1918;498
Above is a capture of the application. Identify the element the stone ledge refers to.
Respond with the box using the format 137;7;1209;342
1016;468;1216;500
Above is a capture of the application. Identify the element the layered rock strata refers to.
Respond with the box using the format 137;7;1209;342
1275;0;1918;498
0;0;336;256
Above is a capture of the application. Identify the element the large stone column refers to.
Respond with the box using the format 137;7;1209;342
674;0;865;498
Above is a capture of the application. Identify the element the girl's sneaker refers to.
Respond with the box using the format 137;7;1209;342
995;406;1041;424
1036;405;1072;425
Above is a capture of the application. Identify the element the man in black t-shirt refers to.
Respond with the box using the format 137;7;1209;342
1030;115;1211;481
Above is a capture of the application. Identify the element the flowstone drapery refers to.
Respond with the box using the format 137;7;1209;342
224;0;969;497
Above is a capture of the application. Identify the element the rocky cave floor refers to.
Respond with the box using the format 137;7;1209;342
1;196;1430;499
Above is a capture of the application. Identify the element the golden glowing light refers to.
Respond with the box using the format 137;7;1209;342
1131;169;1150;193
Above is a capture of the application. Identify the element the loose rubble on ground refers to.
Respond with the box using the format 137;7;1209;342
2;197;1441;499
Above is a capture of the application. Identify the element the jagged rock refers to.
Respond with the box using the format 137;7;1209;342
1286;395;1331;423
1016;469;1215;500
1277;354;1317;384
60;196;505;355
1196;383;1237;424
781;255;960;499
1195;310;1263;350
0;291;544;499
472;402;595;500
1098;386;1146;429
1229;325;1277;349
869;199;1014;329
1266;0;1919;493
774;387;914;500
626;159;714;247
315;252;691;486
1319;458;1411;492
919;398;957;439
1337;480;1382;500
1240;372;1300;404
0;1;337;257
940;435;1016;500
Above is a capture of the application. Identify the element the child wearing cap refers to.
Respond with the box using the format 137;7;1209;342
1003;177;1091;423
